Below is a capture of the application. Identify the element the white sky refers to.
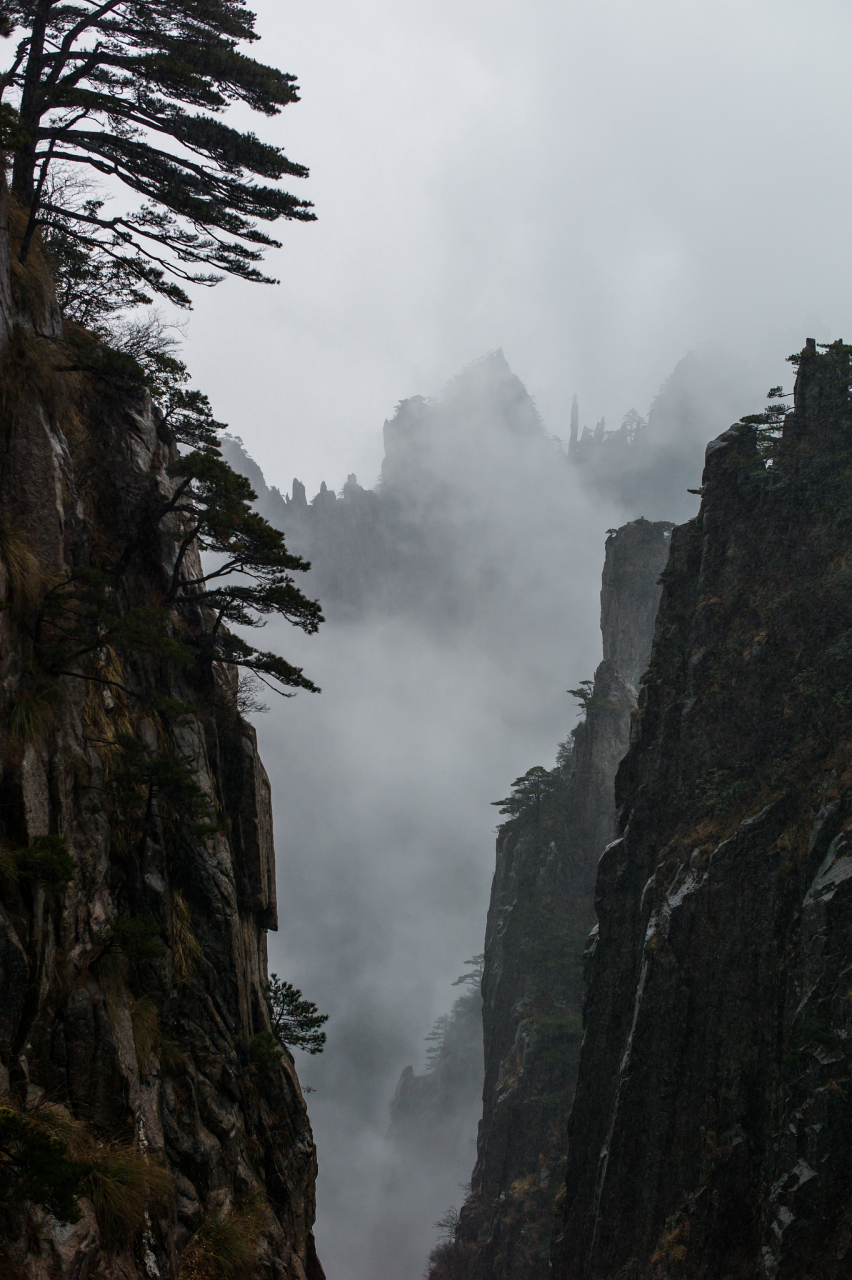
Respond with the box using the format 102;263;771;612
182;0;852;497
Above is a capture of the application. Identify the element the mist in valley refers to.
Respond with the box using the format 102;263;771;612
223;345;771;1280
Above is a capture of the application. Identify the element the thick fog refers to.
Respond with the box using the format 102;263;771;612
166;1;852;1276
254;357;613;1279
225;342;766;1280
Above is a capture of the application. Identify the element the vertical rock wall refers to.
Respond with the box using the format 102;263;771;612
0;187;323;1279
555;342;852;1280
431;520;671;1280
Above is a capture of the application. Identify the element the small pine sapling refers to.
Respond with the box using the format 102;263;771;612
0;1106;85;1222
15;835;75;895
265;974;328;1055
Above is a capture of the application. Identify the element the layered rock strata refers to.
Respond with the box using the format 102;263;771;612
430;519;671;1280
0;193;322;1278
555;340;852;1279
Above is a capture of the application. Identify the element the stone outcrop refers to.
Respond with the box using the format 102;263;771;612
0;189;322;1279
430;519;672;1280
554;341;852;1279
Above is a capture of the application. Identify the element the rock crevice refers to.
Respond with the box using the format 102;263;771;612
432;519;672;1280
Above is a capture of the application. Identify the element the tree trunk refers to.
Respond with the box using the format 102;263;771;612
11;0;51;208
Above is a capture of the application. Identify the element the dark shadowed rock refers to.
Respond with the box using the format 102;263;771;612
0;182;322;1280
554;341;852;1280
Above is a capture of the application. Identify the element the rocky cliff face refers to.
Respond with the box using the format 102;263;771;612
0;193;322;1279
429;519;672;1280
555;341;852;1280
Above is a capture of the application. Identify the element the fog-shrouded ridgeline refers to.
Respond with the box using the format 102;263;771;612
229;349;576;628
222;344;765;625
223;349;618;1278
219;344;769;1279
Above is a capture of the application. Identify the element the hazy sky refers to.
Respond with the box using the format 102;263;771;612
183;0;852;494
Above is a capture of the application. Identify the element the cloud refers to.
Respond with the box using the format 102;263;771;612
185;0;848;495
242;344;762;1278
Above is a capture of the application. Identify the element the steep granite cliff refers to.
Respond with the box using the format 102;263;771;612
429;519;671;1280
0;194;322;1278
219;346;764;607
555;341;852;1280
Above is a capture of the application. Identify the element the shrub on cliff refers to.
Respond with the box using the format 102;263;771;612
0;1099;172;1241
179;1195;266;1280
82;1141;173;1248
6;834;75;895
0;1104;85;1222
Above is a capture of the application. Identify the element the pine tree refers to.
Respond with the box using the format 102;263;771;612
491;765;558;822
451;955;484;987
159;438;323;696
0;0;314;304
265;974;328;1055
424;1013;450;1071
567;678;595;712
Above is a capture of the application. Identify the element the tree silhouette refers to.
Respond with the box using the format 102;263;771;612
159;439;323;696
1;0;314;304
265;974;328;1055
491;766;558;823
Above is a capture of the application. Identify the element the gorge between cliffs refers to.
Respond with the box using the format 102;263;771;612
4;175;852;1280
